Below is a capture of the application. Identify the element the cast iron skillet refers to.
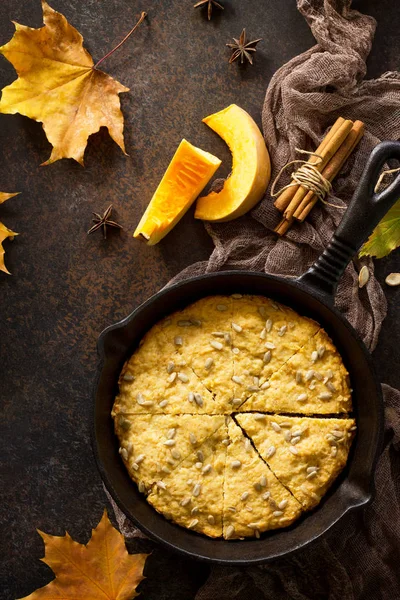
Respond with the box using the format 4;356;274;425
93;141;400;565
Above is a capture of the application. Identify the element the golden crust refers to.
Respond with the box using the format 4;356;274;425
157;295;235;410
112;294;355;539
239;329;351;414
115;414;225;489
223;420;302;539
231;296;320;402
147;424;227;537
236;413;356;511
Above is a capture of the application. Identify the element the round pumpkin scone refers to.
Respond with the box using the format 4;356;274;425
112;294;356;539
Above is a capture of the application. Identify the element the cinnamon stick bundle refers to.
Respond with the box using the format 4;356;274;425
273;118;364;235
295;120;364;221
274;117;346;212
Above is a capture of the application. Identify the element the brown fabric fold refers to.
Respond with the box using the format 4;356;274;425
108;1;400;596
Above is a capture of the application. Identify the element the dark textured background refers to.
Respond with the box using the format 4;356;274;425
0;1;399;598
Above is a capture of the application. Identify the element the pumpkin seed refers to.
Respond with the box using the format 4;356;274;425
358;265;369;288
385;272;400;286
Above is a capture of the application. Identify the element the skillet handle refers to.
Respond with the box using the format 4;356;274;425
298;141;400;302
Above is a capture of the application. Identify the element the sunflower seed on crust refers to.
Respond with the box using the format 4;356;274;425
210;340;223;351
123;374;134;382
231;460;242;469
192;483;201;497
225;525;235;539
188;519;199;529
266;445;276;458
263;351;272;364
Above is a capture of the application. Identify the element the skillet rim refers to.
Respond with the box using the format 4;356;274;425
92;270;384;565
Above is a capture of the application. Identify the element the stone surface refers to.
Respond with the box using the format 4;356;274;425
0;0;398;598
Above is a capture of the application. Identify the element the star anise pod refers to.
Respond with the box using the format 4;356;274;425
194;0;224;21
87;204;123;239
227;29;262;65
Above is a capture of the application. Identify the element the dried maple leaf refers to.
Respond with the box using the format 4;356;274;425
19;510;149;600
0;192;19;275
359;199;400;259
0;2;146;166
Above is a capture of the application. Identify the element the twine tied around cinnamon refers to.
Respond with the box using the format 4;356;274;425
271;148;345;209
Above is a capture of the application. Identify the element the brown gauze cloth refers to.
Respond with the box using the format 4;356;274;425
108;0;400;596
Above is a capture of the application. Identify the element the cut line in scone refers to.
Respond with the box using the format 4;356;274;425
147;423;228;538
223;419;303;539
156;295;236;410
114;414;225;490
237;328;352;414
230;295;320;405
236;413;356;511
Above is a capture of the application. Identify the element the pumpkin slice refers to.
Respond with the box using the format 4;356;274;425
134;139;221;245
195;104;271;222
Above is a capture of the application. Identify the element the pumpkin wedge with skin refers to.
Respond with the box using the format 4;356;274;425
134;139;221;245
195;104;271;222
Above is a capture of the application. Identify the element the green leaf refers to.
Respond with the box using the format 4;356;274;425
359;199;400;259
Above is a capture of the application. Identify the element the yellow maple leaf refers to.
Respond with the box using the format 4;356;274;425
0;2;146;166
359;198;400;259
0;192;19;275
19;510;149;600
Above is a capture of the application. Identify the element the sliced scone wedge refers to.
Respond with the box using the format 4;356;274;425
236;414;356;511
114;350;217;415
230;295;320;404
157;296;235;410
238;329;352;414
114;414;225;491
147;423;227;537
222;419;303;539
